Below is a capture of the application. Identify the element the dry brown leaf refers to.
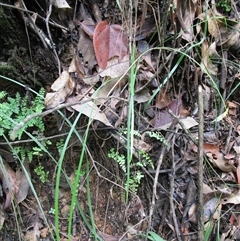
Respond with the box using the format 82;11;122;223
45;71;76;109
155;88;170;109
207;12;220;37
68;54;85;78
227;101;237;116
222;191;240;205
183;179;196;218
133;138;152;152
134;88;151;103
200;40;218;76
135;17;157;40
137;40;155;70
40;227;49;238
204;198;220;222
206;152;236;173
16;161;30;204
203;143;219;156
99;56;129;78
78;23;97;68
24;221;41;241
176;0;197;42
93;21;128;69
53;0;71;9
207;10;240;49
79;18;96;37
0;160;20;209
82;56;129;86
71;99;112;127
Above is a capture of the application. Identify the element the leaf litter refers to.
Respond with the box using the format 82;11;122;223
1;0;240;240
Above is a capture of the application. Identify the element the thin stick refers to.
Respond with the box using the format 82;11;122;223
169;126;182;241
45;0;61;75
0;2;69;31
197;85;204;241
10;96;127;141
148;119;177;229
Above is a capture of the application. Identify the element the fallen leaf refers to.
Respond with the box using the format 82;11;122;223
176;0;197;42
200;40;218;76
70;99;113;127
206;152;236;172
0;160;20;209
80;18;96;38
40;227;49;238
78;24;97;68
203;143;219;156
24;221;41;241
135;17;157;40
53;0;71;9
45;71;76;109
153;97;183;128
222;191;240;205
207;9;240;49
68;54;85;78
204;198;220;222
134;88;151;103
137;40;155;70
16;161;30;204
93;21;128;69
99;56;129;78
155;88;170;109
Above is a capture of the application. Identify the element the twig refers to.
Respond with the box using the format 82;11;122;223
10;96;127;141
219;51;228;115
0;2;69;31
45;0;61;75
148;119;177;229
0;127;115;146
197;85;204;241
222;123;233;155
169;126;182;241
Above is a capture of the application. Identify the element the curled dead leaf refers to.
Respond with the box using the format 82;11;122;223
206;152;236;172
45;71;76;109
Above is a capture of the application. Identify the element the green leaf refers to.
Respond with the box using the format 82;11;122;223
146;231;166;241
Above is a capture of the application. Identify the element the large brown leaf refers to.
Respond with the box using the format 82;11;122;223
93;21;128;69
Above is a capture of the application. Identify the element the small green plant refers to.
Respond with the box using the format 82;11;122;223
108;147;154;193
0;88;51;161
56;139;64;155
138;150;154;169
34;164;49;183
108;148;126;172
216;0;231;12
0;89;45;138
49;207;55;214
147;131;168;146
108;129;167;193
119;127;141;138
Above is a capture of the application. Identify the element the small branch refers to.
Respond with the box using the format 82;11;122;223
148;119;177;229
45;0;61;75
10;96;127;141
169;126;182;241
0;2;69;31
197;85;204;241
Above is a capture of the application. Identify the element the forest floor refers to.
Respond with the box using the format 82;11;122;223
0;0;240;241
